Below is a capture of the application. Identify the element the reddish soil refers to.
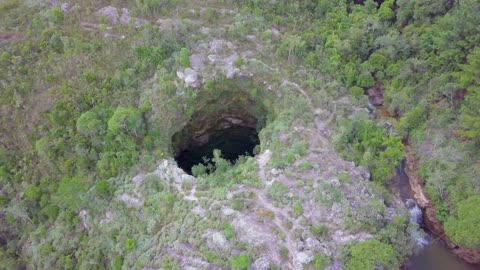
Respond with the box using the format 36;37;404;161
366;83;384;106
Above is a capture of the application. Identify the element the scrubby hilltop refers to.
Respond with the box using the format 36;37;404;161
1;0;479;269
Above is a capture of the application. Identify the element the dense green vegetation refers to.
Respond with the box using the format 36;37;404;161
336;115;404;184
445;195;480;248
235;0;480;249
343;239;399;270
1;0;480;268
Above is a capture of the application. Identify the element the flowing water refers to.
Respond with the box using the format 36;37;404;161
395;163;478;270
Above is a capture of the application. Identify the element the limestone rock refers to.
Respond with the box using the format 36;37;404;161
60;3;70;12
294;251;313;268
251;256;271;270
192;205;206;217
183;68;199;88
189;54;205;71
203;230;231;253
120;8;131;24
96;6;119;24
117;193;143;208
79;209;89;229
207;54;219;63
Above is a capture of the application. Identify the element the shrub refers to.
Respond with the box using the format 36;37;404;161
203;8;219;23
192;163;207;177
113;256;123;270
95;180;113;197
24;185;41;201
311;254;329;270
54;177;86;210
349;86;365;100
293;201;303;216
280;247;289;261
212;149;230;173
231;254;250;270
179;47;190;67
107;107;144;137
343;240;398;270
125;238;135;251
41;204;59;222
49;7;64;24
224;224;235;240
310;225;329;239
266;181;289;203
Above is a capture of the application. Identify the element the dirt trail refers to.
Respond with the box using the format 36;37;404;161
254;188;296;269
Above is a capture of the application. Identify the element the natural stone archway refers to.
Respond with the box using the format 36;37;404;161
172;87;267;174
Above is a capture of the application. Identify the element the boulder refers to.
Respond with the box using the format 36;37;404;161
251;256;271;270
96;6;119;24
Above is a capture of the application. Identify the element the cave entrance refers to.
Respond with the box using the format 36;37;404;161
175;126;259;175
172;89;266;175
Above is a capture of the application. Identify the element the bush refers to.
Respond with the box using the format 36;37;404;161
343;240;398;270
125;238;135;251
24;185;41;201
192;163;207;177
41;204;59;222
95;180;113;197
224;224;235;240
310;225;329;239
179;47;190;67
311;254;329;270
266;181;289;203
107;107;144;137
212;149;230;173
54;177;86;210
398;105;426;136
349;86;365;100
112;256;123;270
280;247;289;261
293;201;303;216
231;254;250;270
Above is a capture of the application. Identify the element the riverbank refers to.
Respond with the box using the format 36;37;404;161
403;143;480;265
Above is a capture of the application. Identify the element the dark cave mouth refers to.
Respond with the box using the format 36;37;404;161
174;126;260;175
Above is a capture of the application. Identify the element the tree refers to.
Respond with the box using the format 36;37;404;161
336;116;404;184
455;47;480;140
107;107;144;138
54;177;87;211
76;111;103;138
444;196;480;248
94;180;113;197
277;34;306;63
344;240;399;270
378;0;395;21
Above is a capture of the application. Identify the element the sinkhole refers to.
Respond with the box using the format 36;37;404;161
175;126;260;175
172;90;266;175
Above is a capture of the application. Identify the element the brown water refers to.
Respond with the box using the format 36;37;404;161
403;242;478;270
395;164;480;270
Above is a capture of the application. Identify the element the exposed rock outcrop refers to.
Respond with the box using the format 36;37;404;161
96;6;148;28
366;84;384;106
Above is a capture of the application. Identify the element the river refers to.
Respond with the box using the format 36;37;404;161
394;162;478;270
